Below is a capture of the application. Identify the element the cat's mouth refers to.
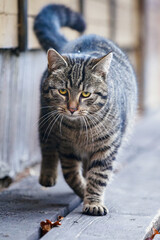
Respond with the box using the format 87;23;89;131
61;111;87;121
64;112;83;120
58;108;87;118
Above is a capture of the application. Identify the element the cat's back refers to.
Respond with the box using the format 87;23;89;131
62;34;128;60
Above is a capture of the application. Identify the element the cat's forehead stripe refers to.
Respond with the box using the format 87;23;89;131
67;56;93;89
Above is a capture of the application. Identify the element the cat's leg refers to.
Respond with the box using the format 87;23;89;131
60;153;86;198
83;148;117;216
39;132;59;186
39;149;59;187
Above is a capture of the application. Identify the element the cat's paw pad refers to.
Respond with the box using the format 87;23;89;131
83;203;108;216
39;174;57;187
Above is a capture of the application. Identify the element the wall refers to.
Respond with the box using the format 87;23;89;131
0;50;46;179
0;0;18;48
144;0;160;110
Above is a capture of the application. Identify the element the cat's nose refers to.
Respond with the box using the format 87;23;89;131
68;101;78;114
69;107;77;114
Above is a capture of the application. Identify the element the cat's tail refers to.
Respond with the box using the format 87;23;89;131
34;4;86;52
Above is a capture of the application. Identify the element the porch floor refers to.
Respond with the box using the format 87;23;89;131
0;111;160;240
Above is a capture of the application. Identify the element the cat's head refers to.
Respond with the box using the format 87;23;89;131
42;49;112;120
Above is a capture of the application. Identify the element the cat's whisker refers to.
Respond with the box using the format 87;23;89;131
33;111;52;127
87;114;106;146
33;109;57;127
45;113;61;142
59;115;64;135
90;114;107;133
94;112;113;128
92;110;115;132
82;116;89;145
43;113;59;141
38;110;58;129
86;114;101;138
84;116;93;144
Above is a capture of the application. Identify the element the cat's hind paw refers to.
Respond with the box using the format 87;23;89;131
39;174;57;187
83;203;108;216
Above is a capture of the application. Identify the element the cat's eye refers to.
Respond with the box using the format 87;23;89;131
59;89;68;96
81;91;91;98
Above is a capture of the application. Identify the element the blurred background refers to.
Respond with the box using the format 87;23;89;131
0;0;160;185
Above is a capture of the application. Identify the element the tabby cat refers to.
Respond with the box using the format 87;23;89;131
34;4;137;216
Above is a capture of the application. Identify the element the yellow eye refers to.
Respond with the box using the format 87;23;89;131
81;91;91;98
59;89;68;96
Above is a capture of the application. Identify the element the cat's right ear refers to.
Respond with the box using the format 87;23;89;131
47;48;68;71
92;52;113;76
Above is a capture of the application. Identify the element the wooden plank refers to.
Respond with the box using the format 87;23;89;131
28;0;79;16
0;1;4;13
84;0;109;22
0;0;18;48
143;0;160;110
4;0;18;14
18;0;28;51
0;51;11;178
79;0;85;15
41;112;160;240
0;166;81;240
114;0;140;48
85;23;110;38
28;16;40;49
0;50;47;178
0;14;18;48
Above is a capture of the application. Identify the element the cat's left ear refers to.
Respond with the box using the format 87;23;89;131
47;48;68;71
92;52;113;76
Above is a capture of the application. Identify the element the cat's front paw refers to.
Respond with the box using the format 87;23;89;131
39;174;57;187
83;203;108;216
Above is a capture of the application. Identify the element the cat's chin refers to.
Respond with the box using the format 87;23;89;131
64;114;81;121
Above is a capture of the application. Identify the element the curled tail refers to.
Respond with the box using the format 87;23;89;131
34;4;86;52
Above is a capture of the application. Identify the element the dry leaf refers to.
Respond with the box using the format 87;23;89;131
145;227;160;240
40;216;64;236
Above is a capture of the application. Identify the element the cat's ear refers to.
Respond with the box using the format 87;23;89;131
47;48;68;71
92;52;113;75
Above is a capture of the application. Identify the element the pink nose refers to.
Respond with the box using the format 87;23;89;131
69;107;77;114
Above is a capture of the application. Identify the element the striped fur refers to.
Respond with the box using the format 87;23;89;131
34;5;137;216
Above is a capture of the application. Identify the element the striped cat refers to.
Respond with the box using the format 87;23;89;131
34;4;137;216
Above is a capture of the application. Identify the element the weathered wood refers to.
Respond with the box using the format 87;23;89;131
114;0;140;48
143;0;160;110
79;0;85;15
0;0;18;48
0;14;18;48
3;0;18;14
84;0;110;38
0;166;81;240
0;0;17;14
0;50;47;179
0;108;160;239
41;112;160;240
18;0;28;51
28;0;79;16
